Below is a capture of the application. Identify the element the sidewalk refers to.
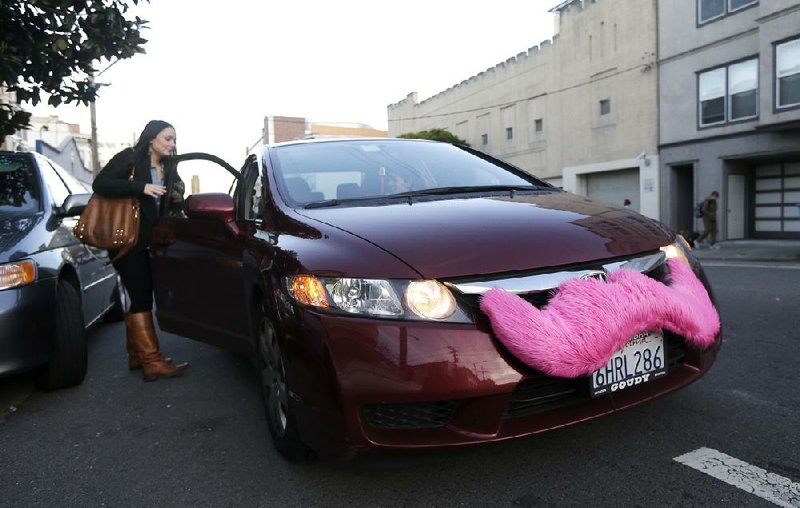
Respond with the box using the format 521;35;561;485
691;239;800;263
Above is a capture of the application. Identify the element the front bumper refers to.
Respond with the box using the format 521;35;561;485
0;279;56;377
287;310;721;456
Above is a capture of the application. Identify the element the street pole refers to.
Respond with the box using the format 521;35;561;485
89;75;100;177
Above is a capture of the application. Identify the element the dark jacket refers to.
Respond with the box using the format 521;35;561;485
701;197;717;223
92;148;182;253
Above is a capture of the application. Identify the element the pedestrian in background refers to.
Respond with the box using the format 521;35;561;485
623;198;632;209
92;120;188;381
696;191;720;249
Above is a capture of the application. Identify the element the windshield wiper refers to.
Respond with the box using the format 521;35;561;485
387;185;546;200
304;197;366;209
303;185;546;209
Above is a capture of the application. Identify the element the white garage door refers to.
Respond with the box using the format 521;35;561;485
585;168;640;210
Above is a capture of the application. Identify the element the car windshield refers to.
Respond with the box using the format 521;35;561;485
269;140;552;206
0;154;41;214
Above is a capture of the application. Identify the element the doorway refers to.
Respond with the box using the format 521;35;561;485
670;164;695;235
727;174;746;239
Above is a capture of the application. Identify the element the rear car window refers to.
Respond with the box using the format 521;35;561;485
0;154;41;214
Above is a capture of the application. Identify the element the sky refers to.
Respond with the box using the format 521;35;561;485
28;0;560;168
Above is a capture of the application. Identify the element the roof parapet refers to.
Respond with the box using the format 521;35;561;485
549;0;583;13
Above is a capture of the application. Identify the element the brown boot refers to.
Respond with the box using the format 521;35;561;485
126;311;188;381
124;312;142;370
124;312;170;370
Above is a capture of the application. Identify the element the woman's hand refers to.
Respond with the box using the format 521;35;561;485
143;183;166;198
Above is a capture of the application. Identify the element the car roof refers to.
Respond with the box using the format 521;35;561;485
0;150;35;157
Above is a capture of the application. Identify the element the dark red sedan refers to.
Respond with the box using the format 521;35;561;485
151;139;721;461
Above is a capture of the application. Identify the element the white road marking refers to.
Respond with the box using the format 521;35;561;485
674;447;800;507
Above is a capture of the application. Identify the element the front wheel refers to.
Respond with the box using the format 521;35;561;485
36;281;88;390
257;316;313;461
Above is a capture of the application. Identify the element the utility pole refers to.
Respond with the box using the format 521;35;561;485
88;60;118;177
89;74;100;177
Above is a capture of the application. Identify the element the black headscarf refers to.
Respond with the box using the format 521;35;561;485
133;120;174;164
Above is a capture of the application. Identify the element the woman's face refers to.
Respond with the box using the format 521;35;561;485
150;127;177;158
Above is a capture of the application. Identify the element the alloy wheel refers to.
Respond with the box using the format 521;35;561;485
258;318;288;436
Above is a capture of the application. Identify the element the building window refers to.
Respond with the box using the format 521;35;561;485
729;59;758;119
481;133;488;146
534;119;543;132
698;58;758;127
729;0;757;11
599;99;611;116
776;38;800;109
506;127;513;140
698;0;757;24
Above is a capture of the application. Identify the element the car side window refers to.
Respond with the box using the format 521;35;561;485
37;157;71;207
244;168;263;221
0;154;41;213
45;159;90;194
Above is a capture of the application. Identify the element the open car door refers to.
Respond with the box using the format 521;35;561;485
150;152;256;354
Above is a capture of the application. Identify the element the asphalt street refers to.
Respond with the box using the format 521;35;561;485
1;263;798;507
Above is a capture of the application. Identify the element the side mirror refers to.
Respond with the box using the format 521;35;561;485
57;193;91;217
184;193;246;236
185;193;235;221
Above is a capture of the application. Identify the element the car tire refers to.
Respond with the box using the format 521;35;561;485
257;316;313;461
104;273;125;323
35;281;88;391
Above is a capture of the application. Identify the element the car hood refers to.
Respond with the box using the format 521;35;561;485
296;192;674;279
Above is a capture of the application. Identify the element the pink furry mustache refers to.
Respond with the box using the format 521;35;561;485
480;258;720;378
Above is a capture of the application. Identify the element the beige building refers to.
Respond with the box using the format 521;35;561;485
388;0;660;218
263;115;387;144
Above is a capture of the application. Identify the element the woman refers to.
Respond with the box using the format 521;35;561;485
93;120;188;381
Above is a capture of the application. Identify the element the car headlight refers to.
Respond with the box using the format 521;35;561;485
286;276;471;322
0;260;37;291
660;235;697;267
405;280;456;320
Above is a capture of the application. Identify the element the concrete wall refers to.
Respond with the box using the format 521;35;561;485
659;1;800;146
658;0;800;239
388;0;659;216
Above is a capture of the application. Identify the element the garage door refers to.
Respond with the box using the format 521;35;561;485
585;168;640;211
754;162;800;238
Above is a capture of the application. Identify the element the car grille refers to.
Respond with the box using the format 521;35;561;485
504;332;687;419
503;374;589;419
361;400;459;430
449;251;670;314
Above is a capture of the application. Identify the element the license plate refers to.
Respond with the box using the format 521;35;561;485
590;330;667;397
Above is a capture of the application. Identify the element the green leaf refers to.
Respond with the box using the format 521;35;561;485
0;0;151;109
